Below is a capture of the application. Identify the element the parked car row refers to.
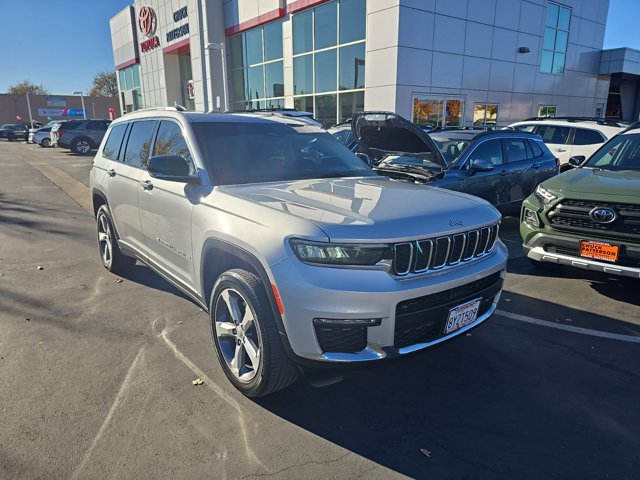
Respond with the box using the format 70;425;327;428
4;119;111;155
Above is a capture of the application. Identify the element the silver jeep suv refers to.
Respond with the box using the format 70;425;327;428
89;109;507;397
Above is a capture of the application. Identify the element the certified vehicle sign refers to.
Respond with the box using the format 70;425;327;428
444;298;481;334
579;240;619;262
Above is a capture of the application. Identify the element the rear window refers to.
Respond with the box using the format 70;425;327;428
102;124;128;161
527;139;545;157
573;128;605;145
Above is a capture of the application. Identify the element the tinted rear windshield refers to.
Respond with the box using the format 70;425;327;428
192;122;374;185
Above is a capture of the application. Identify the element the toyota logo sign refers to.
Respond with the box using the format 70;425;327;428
589;207;617;224
138;6;156;36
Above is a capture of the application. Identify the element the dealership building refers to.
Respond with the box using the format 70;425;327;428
110;0;640;127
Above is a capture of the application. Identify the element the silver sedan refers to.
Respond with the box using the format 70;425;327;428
32;127;52;147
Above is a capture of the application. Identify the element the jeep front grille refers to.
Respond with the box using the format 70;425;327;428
392;224;499;276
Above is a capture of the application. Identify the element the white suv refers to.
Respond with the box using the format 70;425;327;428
508;118;624;166
89;108;507;397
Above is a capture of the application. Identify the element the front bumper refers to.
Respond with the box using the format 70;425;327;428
270;241;508;363
523;232;640;279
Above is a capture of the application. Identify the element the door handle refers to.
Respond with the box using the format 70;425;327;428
107;168;116;177
499;170;509;176
557;148;566;153
139;179;153;190
532;162;541;168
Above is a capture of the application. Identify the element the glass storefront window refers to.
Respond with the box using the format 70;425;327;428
232;70;247;103
339;91;364;122
339;0;366;44
230;20;284;109
315;94;337;127
413;98;444;127
230;35;245;70
245;28;263;66
293;10;313;55
132;65;141;88
473;104;499;126
538;105;557;117
294;54;313;95
339;43;365;90
265;61;284;97
314;2;337;50
446;99;464;126
293;0;366;127
247;65;265;100
315;49;337;93
264;21;283;62
294;96;314;114
541;3;570;74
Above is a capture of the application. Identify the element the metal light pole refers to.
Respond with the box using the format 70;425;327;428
206;42;229;112
25;92;34;127
73;91;87;119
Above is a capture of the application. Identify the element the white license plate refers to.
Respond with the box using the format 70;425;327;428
444;298;481;334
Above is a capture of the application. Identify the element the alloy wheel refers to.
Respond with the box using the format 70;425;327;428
97;213;113;266
214;288;262;382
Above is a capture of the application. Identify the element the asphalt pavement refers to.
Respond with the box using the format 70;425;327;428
1;140;639;480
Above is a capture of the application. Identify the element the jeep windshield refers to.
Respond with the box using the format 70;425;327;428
585;133;640;171
193;122;374;185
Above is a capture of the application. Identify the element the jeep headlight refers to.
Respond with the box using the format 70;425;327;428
290;239;392;266
534;184;557;205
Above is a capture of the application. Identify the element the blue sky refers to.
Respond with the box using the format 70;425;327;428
0;0;637;95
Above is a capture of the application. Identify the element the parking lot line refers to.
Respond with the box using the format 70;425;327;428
496;309;640;344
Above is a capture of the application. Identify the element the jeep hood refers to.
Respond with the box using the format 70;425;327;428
351;112;447;168
221;177;499;242
542;168;640;200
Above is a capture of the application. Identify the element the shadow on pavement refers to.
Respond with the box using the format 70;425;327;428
256;291;640;480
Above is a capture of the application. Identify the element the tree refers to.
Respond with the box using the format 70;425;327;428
88;71;118;97
7;80;50;95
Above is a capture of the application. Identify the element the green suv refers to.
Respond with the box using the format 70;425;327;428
520;124;640;279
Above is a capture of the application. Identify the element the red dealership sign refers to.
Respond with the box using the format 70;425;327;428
138;6;156;36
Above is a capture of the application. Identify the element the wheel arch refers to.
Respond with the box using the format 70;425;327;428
200;238;293;352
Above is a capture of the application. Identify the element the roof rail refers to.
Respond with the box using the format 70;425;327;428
473;129;541;139
522;116;624;127
620;121;640;134
124;105;188;115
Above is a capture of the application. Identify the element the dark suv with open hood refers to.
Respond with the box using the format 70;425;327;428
335;112;558;213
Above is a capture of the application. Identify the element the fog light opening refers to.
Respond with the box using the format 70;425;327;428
524;208;540;227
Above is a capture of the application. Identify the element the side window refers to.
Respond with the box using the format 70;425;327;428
573;128;606;146
527;139;545;158
86;121;101;131
153;121;194;172
468;139;503;166
123;121;156;169
503;139;529;163
514;124;536;133
536;125;570;144
102;124;128;161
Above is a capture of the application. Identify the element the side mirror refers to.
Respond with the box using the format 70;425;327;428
469;158;495;173
568;155;586;167
355;152;372;167
148;155;200;184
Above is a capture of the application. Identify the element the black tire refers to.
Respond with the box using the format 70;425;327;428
41;138;51;148
72;137;93;155
7;134;14;142
210;269;298;397
96;205;135;273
